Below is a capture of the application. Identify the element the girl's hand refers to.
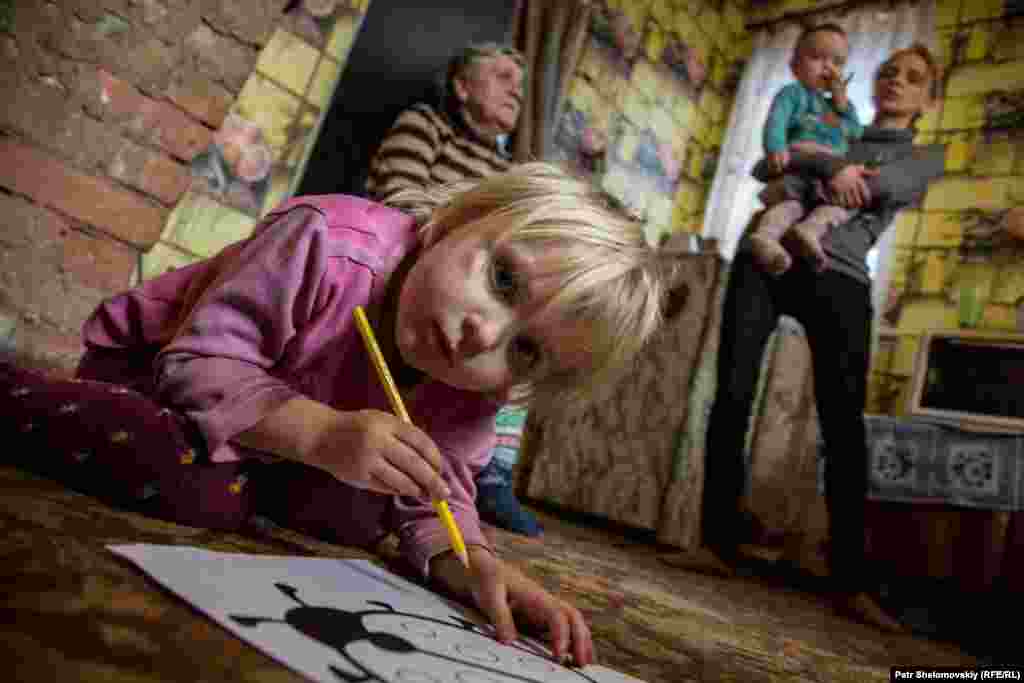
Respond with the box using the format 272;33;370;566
305;409;450;499
828;164;878;209
432;547;595;667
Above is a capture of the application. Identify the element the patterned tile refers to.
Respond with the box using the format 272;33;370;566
256;29;320;97
940;95;987;131
233;74;303;152
307;56;340;110
992;18;1024;61
894;296;960;332
946;62;1024;98
971;130;1017;176
326;11;364;65
960;0;1005;22
919;251;955;294
935;0;962;27
924;176;1018;211
917;212;964;247
161;190;256;258
991;262;1024;304
981;301;1021;328
889;210;921;247
138;242;199;282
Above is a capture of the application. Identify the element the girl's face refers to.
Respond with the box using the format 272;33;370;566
791;30;849;92
395;225;593;397
872;51;934;122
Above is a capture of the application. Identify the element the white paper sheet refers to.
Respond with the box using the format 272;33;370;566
108;544;646;683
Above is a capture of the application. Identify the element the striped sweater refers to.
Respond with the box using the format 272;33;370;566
365;102;512;200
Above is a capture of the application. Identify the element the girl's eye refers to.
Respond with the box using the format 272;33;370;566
490;255;520;302
508;335;540;376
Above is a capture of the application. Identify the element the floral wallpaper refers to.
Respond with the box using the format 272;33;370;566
551;0;749;245
867;0;1024;415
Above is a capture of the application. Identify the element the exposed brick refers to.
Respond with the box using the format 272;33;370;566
54;13;107;63
0;70;75;152
64;0;109;24
108;35;183;95
53;111;124;173
4;312;85;376
95;69;213;161
185;23;258;92
0;195;107;338
168;71;233;128
10;2;64;65
0;138;168;249
0;190;66;250
135;0;204;47
61;228;139;294
8;23;59;79
205;0;286;46
109;139;193;205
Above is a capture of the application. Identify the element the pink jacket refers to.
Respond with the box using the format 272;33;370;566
82;194;498;574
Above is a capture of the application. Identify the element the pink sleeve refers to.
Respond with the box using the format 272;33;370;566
153;207;331;460
392;395;498;577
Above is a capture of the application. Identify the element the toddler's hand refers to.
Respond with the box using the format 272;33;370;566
827;67;850;111
307;409;450;499
768;150;790;175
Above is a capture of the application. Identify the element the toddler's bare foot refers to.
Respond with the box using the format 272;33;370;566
749;233;792;276
791;223;829;273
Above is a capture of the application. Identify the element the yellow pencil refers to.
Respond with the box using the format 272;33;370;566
352;305;471;570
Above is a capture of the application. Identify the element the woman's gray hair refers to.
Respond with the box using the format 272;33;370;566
440;42;527;114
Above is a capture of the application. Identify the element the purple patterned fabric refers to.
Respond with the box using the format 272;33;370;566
0;360;257;531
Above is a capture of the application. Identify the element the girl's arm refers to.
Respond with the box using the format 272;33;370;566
154;207;329;459
389;393;499;576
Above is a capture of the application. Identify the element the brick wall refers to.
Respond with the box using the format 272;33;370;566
0;0;370;374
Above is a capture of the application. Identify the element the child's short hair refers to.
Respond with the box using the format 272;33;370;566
385;163;682;409
794;22;848;57
877;43;942;101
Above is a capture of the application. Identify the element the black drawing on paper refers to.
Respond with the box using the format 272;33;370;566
230;582;603;683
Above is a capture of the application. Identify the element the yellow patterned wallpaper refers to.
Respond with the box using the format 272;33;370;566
867;0;1024;415
553;0;751;244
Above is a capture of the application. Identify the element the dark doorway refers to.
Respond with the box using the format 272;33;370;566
296;0;518;198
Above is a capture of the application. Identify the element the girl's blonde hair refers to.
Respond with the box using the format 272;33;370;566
385;162;682;409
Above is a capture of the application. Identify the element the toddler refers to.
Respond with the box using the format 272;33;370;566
749;23;864;275
0;163;682;666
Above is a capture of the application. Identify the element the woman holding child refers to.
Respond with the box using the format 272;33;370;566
689;41;945;631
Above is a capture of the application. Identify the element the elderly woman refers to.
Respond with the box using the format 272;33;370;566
366;43;542;539
365;43;526;200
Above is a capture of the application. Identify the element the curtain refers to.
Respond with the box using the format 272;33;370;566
701;0;937;311
510;0;594;162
